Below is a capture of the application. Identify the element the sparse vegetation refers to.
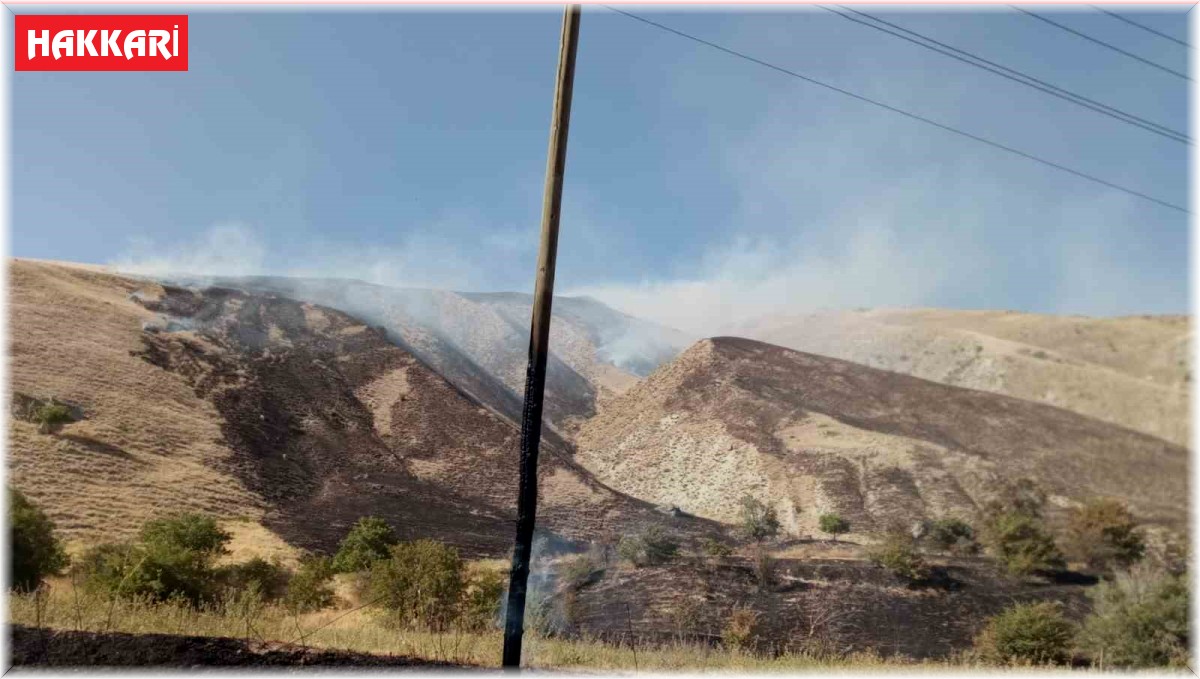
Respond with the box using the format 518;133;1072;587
738;496;780;542
818;513;849;541
9;488;68;592
1065;499;1145;572
722;606;760;651
332;517;399;574
617;525;679;567
751;547;776;588
925;518;979;555
973;601;1074;666
699;537;733;559
867;531;928;582
459;566;505;632
1079;565;1189;668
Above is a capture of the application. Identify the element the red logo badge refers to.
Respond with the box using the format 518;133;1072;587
15;15;188;71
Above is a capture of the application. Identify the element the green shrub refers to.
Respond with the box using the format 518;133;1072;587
9;488;68;592
868;531;928;582
34;403;73;432
1065;499;1145;572
283;553;336;613
139;513;230;557
617;525;679;567
1079;566;1188;668
75;542;156;599
927;517;979;555
460;568;505;632
368;539;465;631
560;549;606;590
76;513;232;606
818;513;850;541
332;516;399;573
974;601;1075;666
215;557;290;602
983;511;1065;577
738;496;780;542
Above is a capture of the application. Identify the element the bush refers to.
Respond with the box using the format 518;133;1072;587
1065;499;1145;572
34;403;73;431
868;531;928;582
332;516;399;573
460;567;505;632
215;557;289;602
722;606;759;651
560;549;605;590
139;513;231;557
617;525;679;567
975;601;1074;665
9;488;68;592
926;517;979;555
983;511;1065;577
738;496;780;542
368;539;465;631
818;513;850;541
283;553;336;613
76;513;233;606
1079;565;1188;668
700;537;733;559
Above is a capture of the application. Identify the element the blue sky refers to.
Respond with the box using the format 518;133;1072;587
10;5;1190;331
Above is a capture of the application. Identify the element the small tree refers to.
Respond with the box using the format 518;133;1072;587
818;513;850;541
983;511;1065;577
1079;565;1188;668
974;601;1075;666
738;496;780;542
216;557;290;602
9;488;68;592
33;403;73;433
368;539;465;631
1065;499;1145;572
332;516;399;573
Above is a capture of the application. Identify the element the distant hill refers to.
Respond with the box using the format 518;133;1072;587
8;260;712;555
575;337;1187;542
729;309;1190;446
154;275;692;436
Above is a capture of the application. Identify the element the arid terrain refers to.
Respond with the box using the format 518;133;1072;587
9;259;709;557
575;337;1188;542
730;309;1190;446
6;258;1191;667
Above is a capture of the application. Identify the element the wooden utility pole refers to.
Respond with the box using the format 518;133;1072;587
502;4;582;670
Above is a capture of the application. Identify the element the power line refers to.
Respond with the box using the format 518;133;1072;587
1013;7;1190;80
1093;6;1190;48
823;5;1188;144
601;6;1187;214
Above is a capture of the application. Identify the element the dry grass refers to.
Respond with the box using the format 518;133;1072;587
8;259;267;545
8;578;988;671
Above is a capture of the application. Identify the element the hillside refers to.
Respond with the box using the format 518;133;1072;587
575;337;1188;541
730;309;1190;446
8;260;711;555
156;276;691;435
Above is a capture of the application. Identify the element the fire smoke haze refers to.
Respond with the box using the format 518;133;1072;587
13;10;1186;337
